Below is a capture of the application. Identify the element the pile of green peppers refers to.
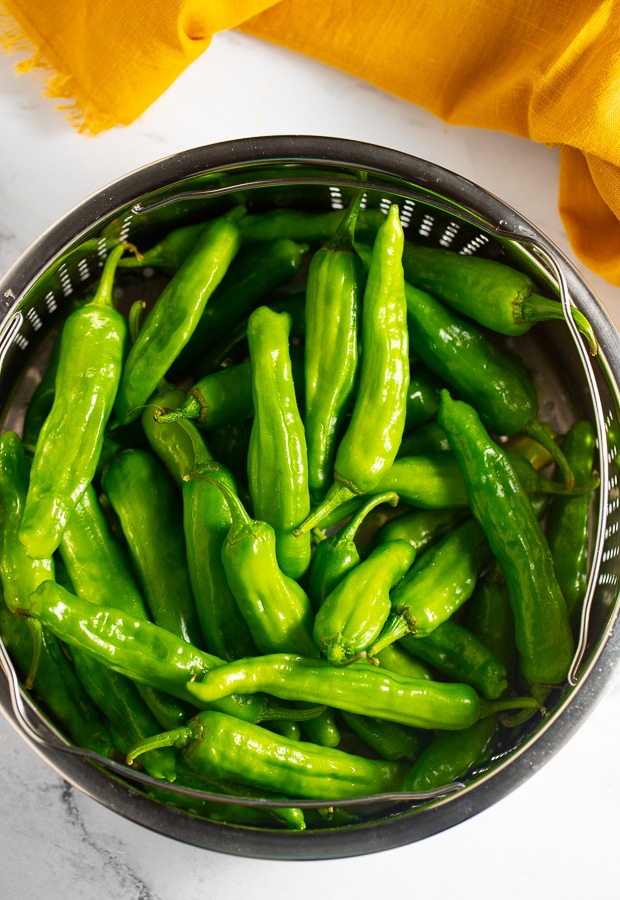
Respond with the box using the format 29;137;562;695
0;191;600;832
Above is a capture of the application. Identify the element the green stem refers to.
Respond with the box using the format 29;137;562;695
126;724;192;765
326;191;364;251
295;481;359;535
367;607;416;660
89;242;127;309
522;417;575;488
336;491;399;545
128;300;146;345
522;295;598;356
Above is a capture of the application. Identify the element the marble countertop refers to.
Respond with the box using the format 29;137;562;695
1;29;619;899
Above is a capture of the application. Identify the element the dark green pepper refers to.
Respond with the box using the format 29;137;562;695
401;242;597;355
437;390;575;685
141;385;197;488
371;506;469;553
19;243;128;559
114;208;243;425
304;194;364;503
340;710;428;762
237;206;386;245
155;361;254;430
299;204;409;532
246;305;312;580
127;709;407;799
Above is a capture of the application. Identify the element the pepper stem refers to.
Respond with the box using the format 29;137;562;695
174;418;216;472
154;395;201;425
522;417;575;488
294;480;360;535
24;618;42;690
367;606;416;661
88;242;127;310
126;724;192;765
478;694;543;720
326;191;364;252
522;294;598;356
335;491;399;546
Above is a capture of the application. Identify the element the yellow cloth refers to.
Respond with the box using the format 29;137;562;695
2;1;620;286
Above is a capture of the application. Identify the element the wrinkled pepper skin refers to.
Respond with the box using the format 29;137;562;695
127;710;407;800
437;390;575;686
19;244;128;559
304;194;364;503
299;204;409;532
246;306;312;580
115;210;243;425
314;539;416;666
101;447;203;647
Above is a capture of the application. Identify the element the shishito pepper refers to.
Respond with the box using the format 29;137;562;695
303;193;364;503
155;361;254;431
186;653;540;730
127;710;407;799
246;305;312;580
401;242;597;355
437;390;576;686
298;204;409;532
19;243;128;559
114;208;244;426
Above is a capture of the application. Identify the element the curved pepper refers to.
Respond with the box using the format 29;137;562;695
437;390;575;686
19;243;128;559
246;305;312;580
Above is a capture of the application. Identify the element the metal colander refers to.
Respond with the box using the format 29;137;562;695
1;135;619;861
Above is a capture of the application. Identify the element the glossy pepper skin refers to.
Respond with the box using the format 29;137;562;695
22;579;284;724
237;205;386;245
299;204;409;532
246;305;312;580
437;390;575;686
127;710;407;800
177;419;257;661
101;447;203;647
306;491;399;612
389;517;493;637
313;538;416;666
155;360;254;430
141;385;196;488
401;242;597;355
400;714;499;793
114;209;243;425
304;193;364;503
0;602;112;757
19;243;128;559
545;419;597;618
215;477;318;658
187;653;540;730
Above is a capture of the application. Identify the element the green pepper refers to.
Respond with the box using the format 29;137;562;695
546;419;597;618
101;447;203;647
374;642;434;681
400;714;499;793
19;244;128;559
186;653;540;730
304;194;364;503
178;419;257;660
306;491;399;612
389;517;493;638
114;208;243;425
339;710;428;762
118;223;207;274
465;568;519;688
298;204;409;532
397;421;452;456
0;602;112;756
237;206;386;245
371;506;469;553
127;709;407;799
404;367;444;430
400;619;509;701
314;538;416;666
246;305;312;581
401;242;597;355
171;237;309;377
22;579;293;724
140;385;197;488
155;361;254;430
437;390;575;686
214;476;318;657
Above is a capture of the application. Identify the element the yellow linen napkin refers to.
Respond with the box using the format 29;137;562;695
2;0;620;286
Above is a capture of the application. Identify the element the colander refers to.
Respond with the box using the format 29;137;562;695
0;135;619;861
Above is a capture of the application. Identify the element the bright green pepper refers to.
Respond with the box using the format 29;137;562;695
19;243;128;559
186;653;540;730
214;477;318;658
314;539;416;666
178;419;257;660
114;208;243;425
140;385;196;488
127;709;407;799
371;506;469;553
298;204;409;532
437;390;575;686
101;447;203;647
246;305;312;580
304;194;364;503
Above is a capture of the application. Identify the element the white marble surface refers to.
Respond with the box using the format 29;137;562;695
1;28;620;899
